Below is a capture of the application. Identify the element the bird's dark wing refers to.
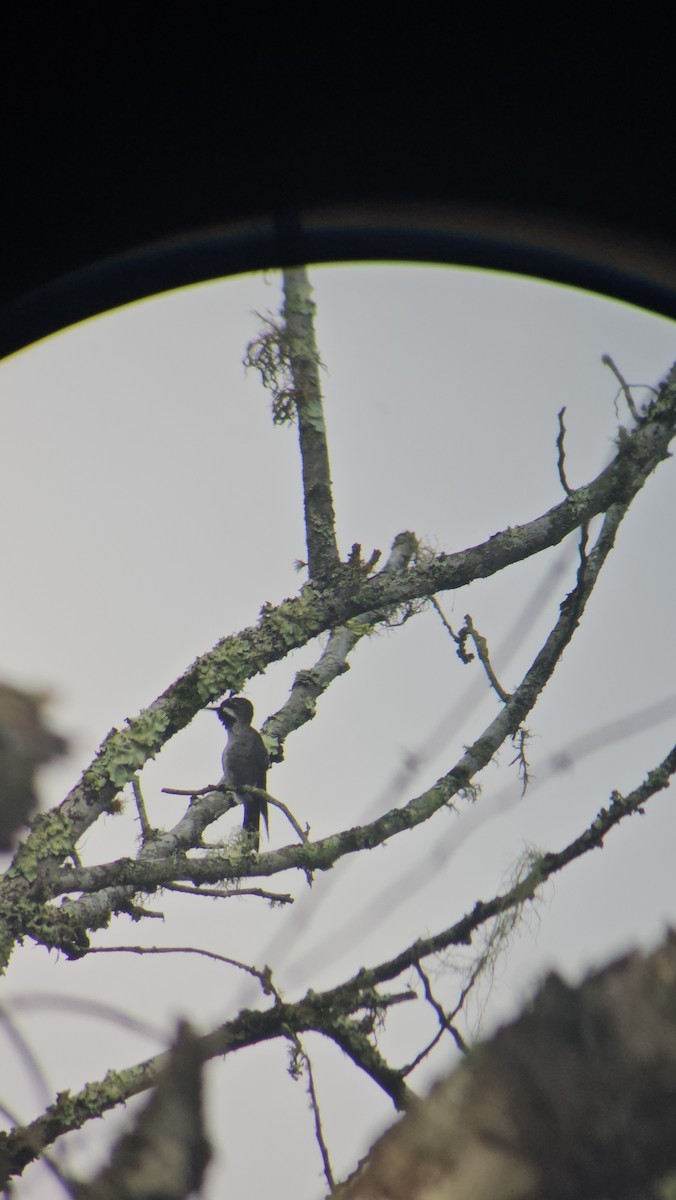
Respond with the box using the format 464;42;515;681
250;730;269;789
227;728;269;842
225;729;268;788
249;730;269;836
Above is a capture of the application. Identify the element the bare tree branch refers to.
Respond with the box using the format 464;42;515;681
409;964;469;1061
282;266;341;582
321;1014;414;1113
556;406;573;495
27;499;656;949
263;531;418;756
0;366;671;974
287;1036;335;1192
84;945;279;994
3;267;675;1200
163;882;294;904
1;742;673;1185
602;352;642;423
460;614;511;702
132;776;153;841
70;501;628;905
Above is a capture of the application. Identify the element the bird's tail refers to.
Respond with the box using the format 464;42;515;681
243;797;269;848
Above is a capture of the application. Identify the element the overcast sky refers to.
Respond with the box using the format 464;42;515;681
1;264;674;1198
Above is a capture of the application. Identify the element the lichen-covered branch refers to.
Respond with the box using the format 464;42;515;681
42;731;675;947
264;531;418;751
0;982;408;1186
44;498;635;914
279;266;341;582
3;743;673;1189
0;367;674;972
347;744;676;997
244;268;341;580
321;1015;414;1113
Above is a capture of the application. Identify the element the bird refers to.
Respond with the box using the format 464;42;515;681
207;697;269;850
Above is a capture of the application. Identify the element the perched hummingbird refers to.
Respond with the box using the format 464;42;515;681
207;697;269;849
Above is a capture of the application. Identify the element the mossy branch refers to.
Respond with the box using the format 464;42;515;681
39;501;645;920
2;744;673;1187
0;370;674;970
281;267;340;581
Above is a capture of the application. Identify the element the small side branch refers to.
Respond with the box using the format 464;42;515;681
430;597;474;664
85;944;279;997
303;1048;334;1192
131;776;154;841
461;615;511;702
412;964;469;1060
323;1014;414;1113
161;784;225;797
264;532;419;757
510;727;532;796
241;785;308;843
602;353;641;423
287;1036;335;1192
164;882;294;904
556;406;573;495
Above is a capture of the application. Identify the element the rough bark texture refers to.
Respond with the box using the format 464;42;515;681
71;1022;210;1200
283;267;340;582
335;933;676;1200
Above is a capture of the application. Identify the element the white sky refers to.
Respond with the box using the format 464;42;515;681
0;264;674;1198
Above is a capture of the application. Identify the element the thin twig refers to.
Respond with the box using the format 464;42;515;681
132;776;153;840
243;786;309;843
556;406;573;495
463;615;511;702
602;354;641;423
164;882;294;904
304;1048;335;1191
161;784;223;797
162;784;308;843
399;965;468;1076
509;727;532;796
85;945;278;994
288;1036;335;1192
430;597;474;664
403;951;489;1073
415;964;469;1054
